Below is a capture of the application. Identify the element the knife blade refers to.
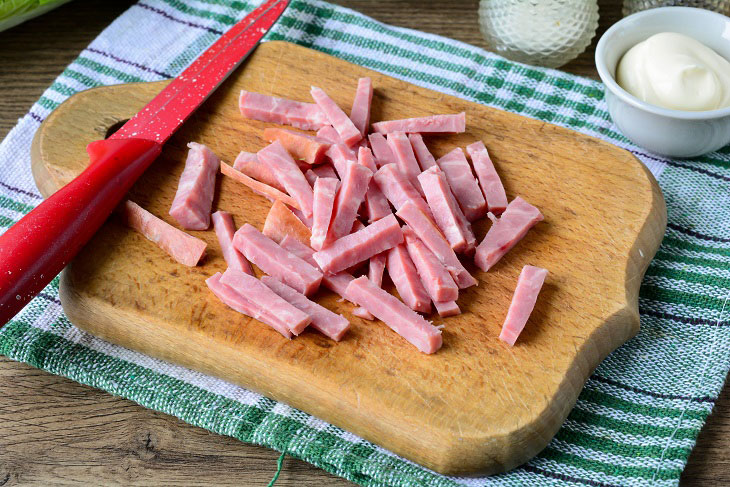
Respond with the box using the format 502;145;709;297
0;0;290;326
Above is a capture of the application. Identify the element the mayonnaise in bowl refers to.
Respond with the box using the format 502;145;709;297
616;32;730;112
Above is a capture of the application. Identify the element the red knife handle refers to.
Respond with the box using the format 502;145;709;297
0;138;162;327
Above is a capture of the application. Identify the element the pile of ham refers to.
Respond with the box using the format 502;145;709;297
121;79;548;354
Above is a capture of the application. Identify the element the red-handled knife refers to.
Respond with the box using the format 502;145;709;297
0;0;290;326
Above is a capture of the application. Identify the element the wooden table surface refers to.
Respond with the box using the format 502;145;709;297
1;1;728;485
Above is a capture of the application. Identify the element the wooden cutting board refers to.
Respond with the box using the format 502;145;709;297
30;41;666;475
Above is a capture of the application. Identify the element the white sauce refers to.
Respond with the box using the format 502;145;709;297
616;32;730;111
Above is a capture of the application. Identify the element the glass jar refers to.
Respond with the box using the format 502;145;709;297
623;0;730;16
478;0;600;69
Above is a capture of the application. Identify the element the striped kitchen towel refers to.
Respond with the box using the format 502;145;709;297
1;1;729;486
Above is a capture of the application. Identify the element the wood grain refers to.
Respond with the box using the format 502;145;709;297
31;40;663;475
0;1;726;485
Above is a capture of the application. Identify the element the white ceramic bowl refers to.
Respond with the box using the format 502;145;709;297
595;7;730;158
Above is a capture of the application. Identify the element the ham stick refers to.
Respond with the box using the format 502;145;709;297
350;77;373;136
169;142;219;230
239;90;327;131
211;211;252;274
311;177;338;250
206;273;292;339
357;147;391;223
327;161;372;243
373;163;433;220
120;200;206;267
387;132;423;193
474;197;543;272
221;162;300;210
386;244;431;313
310;86;362;146
402;226;458;302
368;133;397;168
371;112;466;134
258;141;314;218
500;266;548;346
346;277;443;354
466;141;508;215
220;268;311;335
408;134;437;171
436;147;486;221
262;276;350;341
434;300;460;317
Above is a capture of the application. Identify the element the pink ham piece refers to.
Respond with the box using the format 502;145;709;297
434;300;460;317
368;133;397;168
121;200;206;267
263;200;311;247
313;214;403;275
211;211;252;274
233;151;286;192
436;148;487;221
169;142;219;230
408;133;437;171
316;125;341;144
310;177;338;250
262;276;350;341
206;273;292;339
350;77;373;136
221;162;299;210
327;161;373;242
220;268;312;336
312;164;338;181
466;141;508;215
233;224;322;296
263;128;331;165
396;201;477;289
279;235;357;302
346;276;442;354
353;252;387;319
474;196;544;272
387;132;423;193
418;165;476;254
310;86;362;146
239;90;327;131
402;226;458;302
500;265;548;346
373;164;433;221
325;143;357;178
371;112;465;134
258;140;314;218
386;244;431;313
357;147;391;223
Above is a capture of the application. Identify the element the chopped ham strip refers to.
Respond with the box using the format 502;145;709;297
206;273;292;339
386;244;431;313
373;163;433;221
434;300;460;317
121;200;206;267
395;201;477;289
262;200;311;247
239;90;327;131
233;224;322;296
316;125;340;144
262;276;350;341
221;162;299;209
312;164;339;180
466;141;508;215
311;177;338;250
169;142;219;230
211;211;252;274
263;128;331;165
346;276;442;354
402;226;458;302
350;77;373;136
313;214;403;275
500;265;548;346
474;197;543;272
368;133;397;168
357;147;391;223
325;143;357;178
220;268;311;336
387;132;423;194
418;165;476;254
436;148;487;221
258;141;314;218
327;161;372;242
279;235;360;308
233;151;286;192
354;252;387;319
310;86;362;146
408;134;437;171
371;112;466;134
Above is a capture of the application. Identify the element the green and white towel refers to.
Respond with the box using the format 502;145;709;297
1;1;729;485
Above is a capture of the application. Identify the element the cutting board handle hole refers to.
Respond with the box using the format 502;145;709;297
105;119;130;139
